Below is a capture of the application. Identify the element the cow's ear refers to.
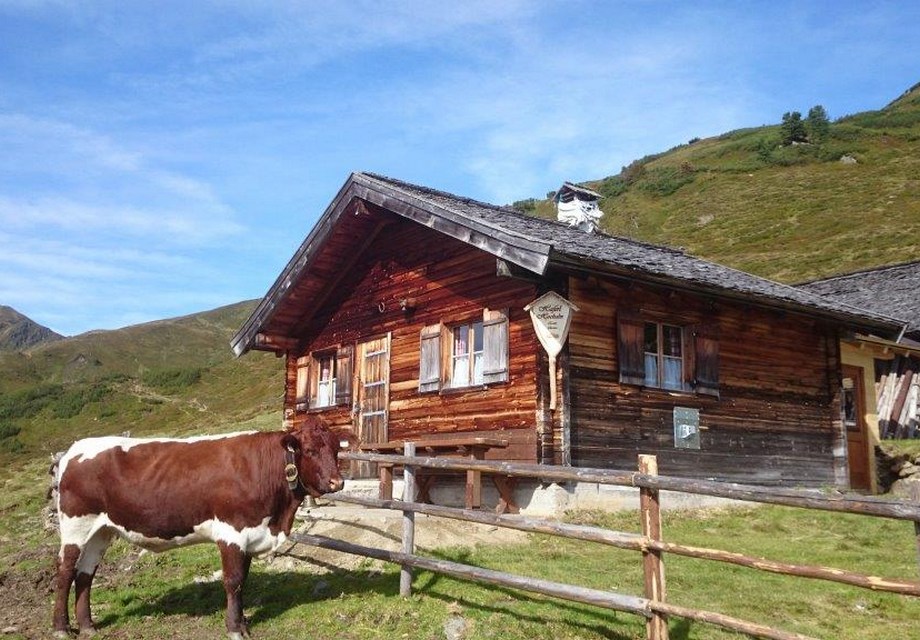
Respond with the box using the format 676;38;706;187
281;434;300;453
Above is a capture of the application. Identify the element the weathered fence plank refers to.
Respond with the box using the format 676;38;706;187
400;441;416;597
639;455;667;640
289;532;651;616
341;452;920;521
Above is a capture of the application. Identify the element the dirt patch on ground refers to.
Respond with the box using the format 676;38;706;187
266;505;528;573
0;543;58;639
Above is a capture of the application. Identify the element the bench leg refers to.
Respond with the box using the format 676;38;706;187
379;465;393;501
492;476;519;514
416;475;434;504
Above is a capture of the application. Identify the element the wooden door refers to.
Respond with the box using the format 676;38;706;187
356;334;390;478
842;365;870;492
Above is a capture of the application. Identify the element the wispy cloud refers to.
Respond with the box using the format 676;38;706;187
0;1;917;334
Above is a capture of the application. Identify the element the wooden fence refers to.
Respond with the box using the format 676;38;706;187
290;445;920;640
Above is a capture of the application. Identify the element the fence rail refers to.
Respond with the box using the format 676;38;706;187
295;448;920;640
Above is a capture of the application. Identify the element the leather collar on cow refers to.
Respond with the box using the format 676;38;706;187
284;444;302;493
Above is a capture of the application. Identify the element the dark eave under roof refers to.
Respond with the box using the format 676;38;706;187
232;172;907;356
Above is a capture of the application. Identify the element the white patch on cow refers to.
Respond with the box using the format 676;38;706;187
59;511;288;564
56;431;258;481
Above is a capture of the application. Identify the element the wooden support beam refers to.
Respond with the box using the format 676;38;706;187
639;454;668;640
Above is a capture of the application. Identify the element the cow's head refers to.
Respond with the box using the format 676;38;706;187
281;416;352;497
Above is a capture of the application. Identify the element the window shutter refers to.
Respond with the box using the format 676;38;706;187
308;356;320;409
482;308;509;384
617;312;645;386
335;344;354;407
419;324;442;393
691;324;720;397
295;355;312;409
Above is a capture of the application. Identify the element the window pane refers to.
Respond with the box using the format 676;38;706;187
319;356;334;381
472;321;483;352
453;325;469;356
317;379;336;407
643;322;658;354
472;352;483;385
644;353;658;387
662;356;682;390
663;325;682;357
452;354;470;387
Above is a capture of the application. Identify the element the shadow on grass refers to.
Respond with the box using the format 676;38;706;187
407;548;641;640
94;567;400;631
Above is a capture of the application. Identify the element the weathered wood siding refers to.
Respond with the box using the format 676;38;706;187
285;213;540;463
567;275;842;486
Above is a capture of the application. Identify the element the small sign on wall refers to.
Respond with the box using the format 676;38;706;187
525;291;579;410
673;407;701;450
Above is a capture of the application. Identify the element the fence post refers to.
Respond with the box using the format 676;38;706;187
639;454;668;640
909;483;920;578
400;441;417;597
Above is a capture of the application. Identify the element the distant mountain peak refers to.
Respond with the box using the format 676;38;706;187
0;306;64;352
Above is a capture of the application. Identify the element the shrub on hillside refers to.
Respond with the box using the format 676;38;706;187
0;385;63;420
597;175;627;199
637;166;696;197
0;422;21;439
511;198;538;214
142;367;203;394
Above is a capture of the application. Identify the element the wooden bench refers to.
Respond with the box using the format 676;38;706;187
359;436;519;513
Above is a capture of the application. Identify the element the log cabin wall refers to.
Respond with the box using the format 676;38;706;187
566;274;843;486
284;213;541;463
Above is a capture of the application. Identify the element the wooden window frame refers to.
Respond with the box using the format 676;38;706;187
618;311;720;398
643;321;685;391
419;308;509;393
294;344;355;411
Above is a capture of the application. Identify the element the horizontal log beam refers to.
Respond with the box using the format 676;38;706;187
339;452;920;522
329;493;920;598
329;493;646;549
652;601;815;640
289;530;819;640
288;532;650;616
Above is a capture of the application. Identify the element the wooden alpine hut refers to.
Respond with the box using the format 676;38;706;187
232;172;906;492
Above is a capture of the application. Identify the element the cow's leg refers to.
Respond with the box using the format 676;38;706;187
218;542;251;639
73;528;114;634
53;543;81;636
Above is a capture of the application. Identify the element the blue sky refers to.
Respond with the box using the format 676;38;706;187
1;1;917;336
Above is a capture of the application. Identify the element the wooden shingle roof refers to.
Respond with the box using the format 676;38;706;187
798;260;920;339
232;172;907;355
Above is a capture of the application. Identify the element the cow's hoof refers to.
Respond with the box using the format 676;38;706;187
52;631;71;639
227;633;245;640
78;627;98;637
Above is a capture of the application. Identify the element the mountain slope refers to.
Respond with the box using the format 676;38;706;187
528;82;920;283
0;306;63;352
0;300;283;464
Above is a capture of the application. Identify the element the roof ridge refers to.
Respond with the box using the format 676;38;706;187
358;171;686;256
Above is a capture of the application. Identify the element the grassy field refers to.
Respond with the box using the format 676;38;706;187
6;458;920;640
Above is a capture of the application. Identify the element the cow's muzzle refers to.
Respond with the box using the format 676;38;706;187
329;477;344;493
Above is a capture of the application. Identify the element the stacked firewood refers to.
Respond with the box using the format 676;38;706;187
876;355;920;439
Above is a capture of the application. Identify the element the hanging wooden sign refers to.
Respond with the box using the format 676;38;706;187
524;291;579;410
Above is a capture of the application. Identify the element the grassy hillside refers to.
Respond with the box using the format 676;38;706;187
0;300;284;468
525;82;920;283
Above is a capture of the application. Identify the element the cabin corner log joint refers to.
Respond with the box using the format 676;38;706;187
233;171;906;492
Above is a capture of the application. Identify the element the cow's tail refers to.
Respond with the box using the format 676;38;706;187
44;450;65;532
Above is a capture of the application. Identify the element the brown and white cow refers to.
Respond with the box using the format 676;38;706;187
53;417;349;639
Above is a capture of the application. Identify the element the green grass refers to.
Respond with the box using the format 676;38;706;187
14;500;919;639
